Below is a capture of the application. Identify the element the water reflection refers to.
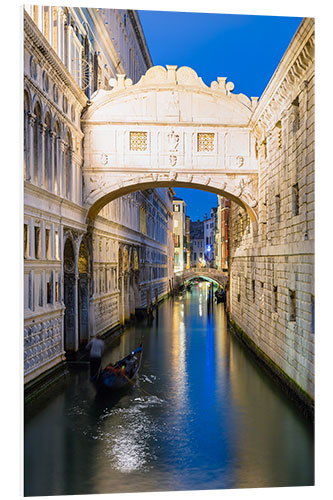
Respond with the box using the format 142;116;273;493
25;282;314;496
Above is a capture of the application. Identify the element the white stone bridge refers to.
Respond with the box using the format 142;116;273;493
81;65;259;225
175;268;227;288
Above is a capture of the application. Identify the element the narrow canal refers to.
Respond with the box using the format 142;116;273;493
24;283;314;496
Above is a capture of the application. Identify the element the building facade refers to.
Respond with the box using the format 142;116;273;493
204;207;217;267
190;219;205;268
172;197;187;273
215;196;229;273
24;6;174;384
228;19;314;402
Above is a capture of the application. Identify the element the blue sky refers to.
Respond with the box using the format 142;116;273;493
138;10;302;220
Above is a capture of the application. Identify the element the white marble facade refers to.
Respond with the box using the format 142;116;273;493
24;6;174;384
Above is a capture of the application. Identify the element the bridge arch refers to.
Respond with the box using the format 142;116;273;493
81;65;259;226
176;269;227;289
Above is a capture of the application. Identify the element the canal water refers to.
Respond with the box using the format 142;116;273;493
24;283;314;496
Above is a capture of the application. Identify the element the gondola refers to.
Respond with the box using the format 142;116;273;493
215;289;226;304
92;344;143;393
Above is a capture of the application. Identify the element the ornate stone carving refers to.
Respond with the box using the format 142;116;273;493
168;129;180;152
169;154;177;167
236;155;244;168
166;91;179;115
169;170;178;181
100;153;108;165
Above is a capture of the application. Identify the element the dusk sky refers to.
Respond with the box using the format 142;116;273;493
138;10;302;221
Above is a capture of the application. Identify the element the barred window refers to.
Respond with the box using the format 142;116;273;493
292;96;300;133
273;286;278;312
130;131;148;151
292;183;299;216
289;290;296;322
197;133;214;152
275;194;281;223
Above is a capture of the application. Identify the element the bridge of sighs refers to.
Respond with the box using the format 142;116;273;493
81;65;260;224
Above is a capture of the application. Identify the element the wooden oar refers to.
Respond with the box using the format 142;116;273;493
121;371;153;397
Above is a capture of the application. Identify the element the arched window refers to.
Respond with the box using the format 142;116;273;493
64;130;72;199
44;113;52;190
24;91;30;180
53;121;60;195
33;102;42;186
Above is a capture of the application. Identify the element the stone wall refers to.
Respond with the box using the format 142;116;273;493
228;18;315;401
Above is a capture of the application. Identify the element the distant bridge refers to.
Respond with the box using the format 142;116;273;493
175;268;227;288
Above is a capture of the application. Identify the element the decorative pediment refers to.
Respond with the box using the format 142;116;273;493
84;65;256;124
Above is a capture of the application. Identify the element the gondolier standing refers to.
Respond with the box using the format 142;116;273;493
86;335;104;378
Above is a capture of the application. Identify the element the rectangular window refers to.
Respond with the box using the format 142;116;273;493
273;286;278;313
24;224;29;259
289;290;296;322
130;131;147;151
292;96;300;133
45;229;51;259
240;216;244;236
292;183;299;216
38;275;43;307
55;231;59;260
275;194;281;223
311;295;315;334
252;279;255;302
55;281;59;302
34;226;41;259
174;235;180;247
47;280;52;304
197;133;215;152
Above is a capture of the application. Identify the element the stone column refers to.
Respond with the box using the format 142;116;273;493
73;271;79;351
39;121;46;188
59;139;66;198
50;131;55;193
68;146;73;201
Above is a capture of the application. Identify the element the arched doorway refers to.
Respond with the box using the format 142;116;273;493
78;240;89;347
118;246;124;325
63;237;75;353
123;247;130;321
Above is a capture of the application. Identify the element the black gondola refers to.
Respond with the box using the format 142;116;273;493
215;289;226;303
92;344;143;392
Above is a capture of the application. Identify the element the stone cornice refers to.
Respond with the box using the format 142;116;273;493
24;74;85;139
250;18;314;134
24;10;88;109
128;10;153;69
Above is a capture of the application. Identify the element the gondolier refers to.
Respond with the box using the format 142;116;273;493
92;344;143;393
86;335;104;378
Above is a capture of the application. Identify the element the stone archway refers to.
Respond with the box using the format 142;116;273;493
118;246;125;325
123;247;130;321
81;65;259;224
78;239;89;347
63;237;76;353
